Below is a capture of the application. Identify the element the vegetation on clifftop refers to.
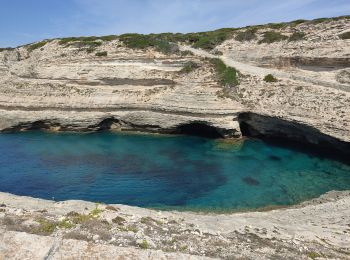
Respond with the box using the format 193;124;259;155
27;41;49;51
0;47;14;52
3;15;349;52
118;28;236;52
259;31;288;44
209;58;239;87
235;29;257;42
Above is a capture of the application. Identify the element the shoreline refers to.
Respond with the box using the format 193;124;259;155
1;190;350;259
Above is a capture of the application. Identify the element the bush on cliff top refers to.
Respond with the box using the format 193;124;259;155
235;29;257;42
27;41;48;51
259;31;288;44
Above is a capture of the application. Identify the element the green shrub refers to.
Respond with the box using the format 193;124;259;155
0;47;14;52
180;61;199;73
235;29;257;42
209;58;239;87
290;19;307;25
86;48;95;54
267;22;287;29
36;218;57;234
289;32;306;41
264;74;278;82
112;216;126;225
191;29;233;50
28;41;48;51
339;31;350;40
119;28;235;52
119;34;177;54
310;18;328;24
95;51;107;57
58;35;117;45
307;251;321;259
259;31;288;44
58;219;75;229
140;240;148;249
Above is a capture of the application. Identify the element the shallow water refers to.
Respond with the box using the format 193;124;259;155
0;132;349;211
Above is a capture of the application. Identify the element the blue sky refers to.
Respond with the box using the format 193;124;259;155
1;0;350;47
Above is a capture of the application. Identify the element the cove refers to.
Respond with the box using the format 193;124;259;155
0;131;350;211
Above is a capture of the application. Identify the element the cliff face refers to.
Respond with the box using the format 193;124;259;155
0;17;349;151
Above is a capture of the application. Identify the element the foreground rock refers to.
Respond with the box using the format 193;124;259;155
0;192;350;259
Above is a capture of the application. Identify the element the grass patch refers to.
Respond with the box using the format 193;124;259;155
140;240;148;249
95;51;107;57
65;206;103;224
259;31;288;44
180;61;199;74
36;218;57;234
339;31;350;40
58;219;75;229
288;32;306;41
127;224;138;233
90;205;103;217
264;74;278;82
140;216;162;225
112;216;126;225
235;29;257;42
209;58;239;87
307;251;321;259
27;41;48;51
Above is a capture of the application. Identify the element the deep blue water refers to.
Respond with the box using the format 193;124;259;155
0;131;349;211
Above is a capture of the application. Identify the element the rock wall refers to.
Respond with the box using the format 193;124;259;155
0;17;349;151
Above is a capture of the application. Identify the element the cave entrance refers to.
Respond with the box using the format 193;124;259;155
174;122;224;139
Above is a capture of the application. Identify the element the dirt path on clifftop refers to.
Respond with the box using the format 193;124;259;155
180;45;350;92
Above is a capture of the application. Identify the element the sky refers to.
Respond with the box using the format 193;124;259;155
1;0;350;47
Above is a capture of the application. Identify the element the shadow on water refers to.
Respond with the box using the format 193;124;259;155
238;112;350;165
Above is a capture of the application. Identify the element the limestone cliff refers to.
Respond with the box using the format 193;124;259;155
0;16;349;153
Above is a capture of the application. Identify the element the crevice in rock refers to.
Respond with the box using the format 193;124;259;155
259;56;350;71
238;112;350;163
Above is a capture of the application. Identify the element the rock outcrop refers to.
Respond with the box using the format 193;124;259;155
1;191;350;259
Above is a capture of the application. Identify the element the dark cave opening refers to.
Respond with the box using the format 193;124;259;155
238;112;350;164
173;122;224;139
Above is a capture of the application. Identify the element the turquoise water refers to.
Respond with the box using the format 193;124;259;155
0;131;349;211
